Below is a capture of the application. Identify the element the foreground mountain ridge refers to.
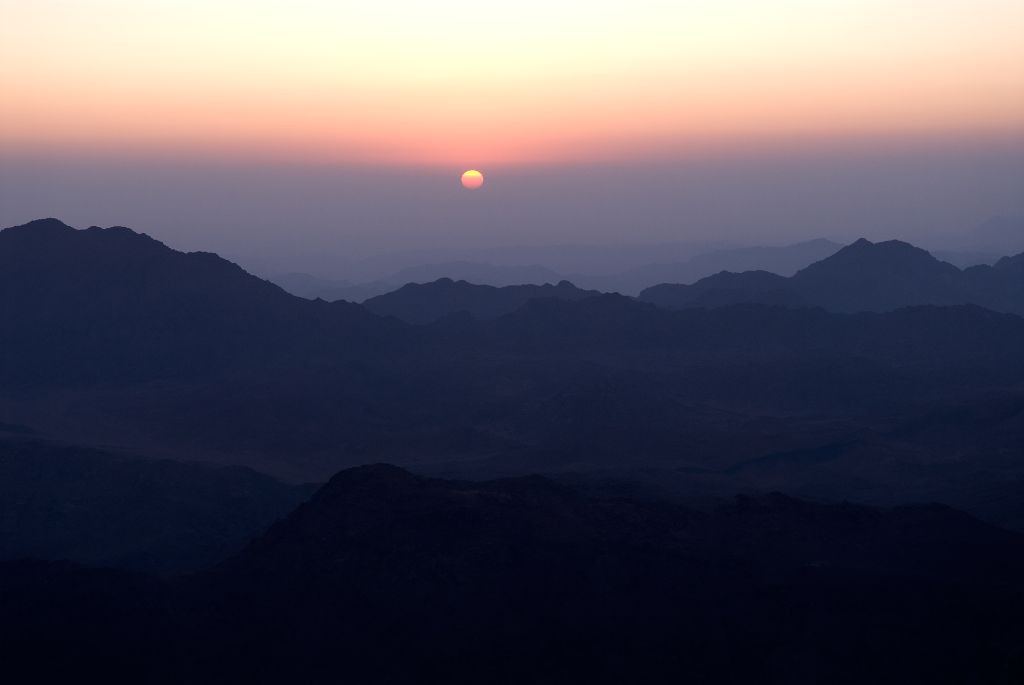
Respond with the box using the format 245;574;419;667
3;464;1023;683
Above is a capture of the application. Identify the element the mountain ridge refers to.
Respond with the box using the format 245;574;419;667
5;464;1023;683
363;277;602;323
641;237;1024;314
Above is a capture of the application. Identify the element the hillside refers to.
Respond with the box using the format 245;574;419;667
3;465;1023;683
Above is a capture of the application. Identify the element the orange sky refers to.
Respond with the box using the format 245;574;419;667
2;0;1023;167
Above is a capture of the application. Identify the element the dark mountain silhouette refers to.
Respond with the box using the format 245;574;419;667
640;237;1024;314
0;218;400;384
270;262;568;303
476;294;1024;368
0;436;312;573
961;250;1024;313
575;238;841;294
3;465;1023;683
220;464;1024;588
788;238;965;311
272;240;838;300
3;217;1024;682
3;219;1024;530
641;270;804;309
363;277;600;323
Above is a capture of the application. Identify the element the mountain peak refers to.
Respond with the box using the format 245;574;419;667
785;237;964;312
1;217;75;236
799;237;947;274
839;237;923;255
640;236;1024;314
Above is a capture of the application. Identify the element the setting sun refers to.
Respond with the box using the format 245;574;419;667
461;170;484;189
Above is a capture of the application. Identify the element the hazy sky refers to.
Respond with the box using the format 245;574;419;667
2;1;1023;274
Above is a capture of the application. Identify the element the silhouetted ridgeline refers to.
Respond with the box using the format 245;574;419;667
2;465;1023;683
270;239;844;299
2;219;1024;682
363;277;600;323
571;238;843;294
1;218;1023;527
640;238;1024;314
0;218;400;384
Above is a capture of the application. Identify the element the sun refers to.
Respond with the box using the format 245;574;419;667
460;169;484;190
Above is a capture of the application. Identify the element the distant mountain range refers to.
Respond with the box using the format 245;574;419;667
363;278;600;324
269;239;844;300
641;238;1024;314
264;217;1022;303
570;238;843;293
272;261;567;302
279;236;1022;323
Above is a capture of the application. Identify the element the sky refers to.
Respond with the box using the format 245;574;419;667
1;0;1023;274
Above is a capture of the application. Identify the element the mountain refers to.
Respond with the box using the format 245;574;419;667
0;435;313;573
3;219;1024;524
363;277;601;324
270;262;567;303
0;218;400;384
3;465;1023;683
961;251;1024;313
271;240;841;300
640;238;1024;314
221;464;1024;587
3;219;1024;681
640;270;803;309
575;239;841;294
784;238;963;311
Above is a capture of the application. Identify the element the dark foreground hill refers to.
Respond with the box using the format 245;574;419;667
2;465;1022;684
641;237;1024;314
363;277;600;323
0;436;312;573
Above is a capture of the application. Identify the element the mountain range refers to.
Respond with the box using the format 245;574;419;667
363;278;600;324
2;217;1024;681
269;239;844;300
0;218;400;385
1;218;1023;529
641;237;1024;314
3;464;1023;683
